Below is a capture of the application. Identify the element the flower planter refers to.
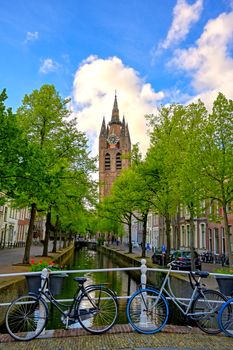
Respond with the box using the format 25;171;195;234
216;276;233;296
26;274;66;296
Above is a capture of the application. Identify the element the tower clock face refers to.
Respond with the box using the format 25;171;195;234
107;134;119;144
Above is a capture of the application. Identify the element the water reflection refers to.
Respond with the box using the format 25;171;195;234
47;247;139;329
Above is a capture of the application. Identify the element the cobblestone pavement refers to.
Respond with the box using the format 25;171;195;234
0;324;232;350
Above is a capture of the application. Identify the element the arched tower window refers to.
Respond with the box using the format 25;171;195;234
105;153;111;170
116;152;122;170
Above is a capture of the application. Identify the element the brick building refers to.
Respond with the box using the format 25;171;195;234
99;94;131;199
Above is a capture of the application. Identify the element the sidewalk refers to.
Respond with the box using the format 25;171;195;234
0;242;67;290
0;324;232;350
109;243;222;290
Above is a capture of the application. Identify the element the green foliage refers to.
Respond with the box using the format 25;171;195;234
0;89;24;196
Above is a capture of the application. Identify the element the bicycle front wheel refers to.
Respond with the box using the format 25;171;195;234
218;297;233;337
76;287;118;334
5;294;48;341
191;289;228;334
126;287;169;334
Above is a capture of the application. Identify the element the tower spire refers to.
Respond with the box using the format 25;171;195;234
99;116;106;136
110;92;120;124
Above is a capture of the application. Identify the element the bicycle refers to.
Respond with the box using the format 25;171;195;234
218;295;233;337
126;262;229;335
5;267;118;341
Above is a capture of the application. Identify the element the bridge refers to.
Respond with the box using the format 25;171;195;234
74;239;97;250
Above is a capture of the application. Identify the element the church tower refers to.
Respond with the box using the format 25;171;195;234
99;94;131;199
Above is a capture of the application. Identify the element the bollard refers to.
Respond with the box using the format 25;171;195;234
140;259;148;326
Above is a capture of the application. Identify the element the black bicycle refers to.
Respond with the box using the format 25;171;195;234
5;268;118;341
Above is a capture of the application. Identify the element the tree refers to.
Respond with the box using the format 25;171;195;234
0;89;23;197
173;101;207;269
97;191;131;249
199;93;233;265
15;84;96;263
145;105;185;255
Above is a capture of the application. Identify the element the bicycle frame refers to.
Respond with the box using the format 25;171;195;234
36;273;101;329
150;266;213;319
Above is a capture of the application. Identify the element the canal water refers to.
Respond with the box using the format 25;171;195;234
46;246;139;329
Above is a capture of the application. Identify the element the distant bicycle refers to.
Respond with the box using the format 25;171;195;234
126;262;228;335
5;267;118;341
218;296;233;337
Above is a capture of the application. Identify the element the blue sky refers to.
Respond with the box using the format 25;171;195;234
1;0;233;155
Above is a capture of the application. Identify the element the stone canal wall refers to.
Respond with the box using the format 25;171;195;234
0;244;74;325
98;245;192;297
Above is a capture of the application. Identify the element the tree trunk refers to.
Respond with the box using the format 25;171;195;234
128;214;132;253
141;212;148;258
223;203;233;266
68;230;73;245
23;203;37;264
165;213;171;255
52;215;59;253
176;207;181;250
42;207;51;256
189;204;196;271
63;235;67;248
59;230;63;250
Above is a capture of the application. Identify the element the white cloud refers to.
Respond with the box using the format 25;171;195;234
24;31;39;43
39;58;61;74
72;56;164;157
169;10;233;108
154;0;203;55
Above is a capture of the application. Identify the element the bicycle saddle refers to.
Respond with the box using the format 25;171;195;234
73;277;87;284
194;271;209;278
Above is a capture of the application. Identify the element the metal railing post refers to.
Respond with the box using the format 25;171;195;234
38;268;48;335
140;259;147;288
140;259;148;326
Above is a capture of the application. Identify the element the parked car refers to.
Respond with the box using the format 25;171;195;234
152;248;167;266
170;250;202;271
132;241;139;248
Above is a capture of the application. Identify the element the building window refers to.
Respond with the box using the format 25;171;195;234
208;229;212;252
105;153;111;170
221;227;225;254
152;214;158;226
186;225;190;247
200;223;206;249
147;215;152;228
214;228;219;254
116;152;122;170
181;225;185;246
4;207;8;222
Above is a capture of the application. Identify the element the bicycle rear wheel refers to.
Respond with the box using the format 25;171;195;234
76;286;118;334
218;297;233;337
126;287;169;334
5;294;48;341
191;289;228;334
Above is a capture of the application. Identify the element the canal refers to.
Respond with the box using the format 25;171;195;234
0;246;186;334
46;246;139;329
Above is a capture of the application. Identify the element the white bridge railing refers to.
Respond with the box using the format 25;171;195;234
0;259;226;308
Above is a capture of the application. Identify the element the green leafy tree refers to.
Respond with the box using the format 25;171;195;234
199;93;233;265
145;105;186;255
173;101;207;269
0;89;24;197
15;84;96;263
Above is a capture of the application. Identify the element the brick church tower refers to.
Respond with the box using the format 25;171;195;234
99;94;131;199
